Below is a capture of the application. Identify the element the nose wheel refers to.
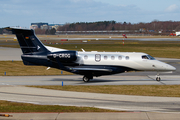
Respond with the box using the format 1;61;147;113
156;76;161;81
156;73;161;81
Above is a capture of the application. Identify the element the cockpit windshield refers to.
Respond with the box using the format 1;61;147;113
147;55;155;60
142;55;155;60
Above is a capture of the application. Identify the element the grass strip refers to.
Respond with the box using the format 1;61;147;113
1;37;180;58
0;100;117;112
0;61;71;76
28;85;180;97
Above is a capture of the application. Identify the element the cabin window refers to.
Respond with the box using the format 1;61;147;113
95;54;101;62
118;56;122;60
125;56;129;60
84;55;88;60
111;56;115;60
104;56;108;60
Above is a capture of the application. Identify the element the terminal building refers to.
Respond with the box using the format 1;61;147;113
30;23;48;29
49;24;64;30
30;22;63;30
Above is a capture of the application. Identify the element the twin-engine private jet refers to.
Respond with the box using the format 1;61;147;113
5;27;176;82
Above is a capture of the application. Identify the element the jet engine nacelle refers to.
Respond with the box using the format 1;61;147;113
47;51;77;62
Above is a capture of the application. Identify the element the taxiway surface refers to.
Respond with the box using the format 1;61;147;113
1;85;180;112
2;112;180;120
0;75;180;86
0;47;180;114
0;47;21;61
54;37;180;41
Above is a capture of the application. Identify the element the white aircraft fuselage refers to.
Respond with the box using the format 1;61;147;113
77;52;175;71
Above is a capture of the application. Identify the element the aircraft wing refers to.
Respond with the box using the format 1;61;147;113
71;67;112;72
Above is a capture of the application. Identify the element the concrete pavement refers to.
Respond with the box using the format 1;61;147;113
0;47;21;61
1;75;180;86
1;112;180;120
1;86;180;112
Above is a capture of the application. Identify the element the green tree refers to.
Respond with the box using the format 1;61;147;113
49;28;56;35
0;28;3;34
175;25;180;31
112;26;115;31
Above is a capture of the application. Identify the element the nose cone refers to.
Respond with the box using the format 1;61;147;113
166;64;176;71
153;60;176;71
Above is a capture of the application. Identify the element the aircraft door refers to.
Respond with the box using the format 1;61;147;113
95;54;101;62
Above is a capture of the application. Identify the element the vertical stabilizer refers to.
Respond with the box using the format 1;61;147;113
5;27;49;54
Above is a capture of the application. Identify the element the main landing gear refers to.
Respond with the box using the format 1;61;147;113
83;75;93;82
156;73;161;82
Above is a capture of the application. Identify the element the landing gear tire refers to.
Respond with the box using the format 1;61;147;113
156;77;161;82
83;76;93;82
83;76;90;82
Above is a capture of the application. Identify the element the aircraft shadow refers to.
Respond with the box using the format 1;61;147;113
49;78;159;83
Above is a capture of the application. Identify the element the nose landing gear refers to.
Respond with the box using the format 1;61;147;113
156;76;161;81
156;73;161;81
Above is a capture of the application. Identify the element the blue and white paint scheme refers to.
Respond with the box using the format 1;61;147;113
5;27;176;82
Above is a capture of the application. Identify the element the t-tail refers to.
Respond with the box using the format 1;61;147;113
5;27;51;66
4;27;76;71
5;27;49;55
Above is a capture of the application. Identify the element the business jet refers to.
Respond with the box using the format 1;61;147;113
5;27;176;82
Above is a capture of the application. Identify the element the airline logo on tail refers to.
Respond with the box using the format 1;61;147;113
37;45;40;50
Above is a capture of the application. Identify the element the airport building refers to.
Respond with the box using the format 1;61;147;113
30;23;48;29
176;31;180;36
30;22;63;30
49;24;64;30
